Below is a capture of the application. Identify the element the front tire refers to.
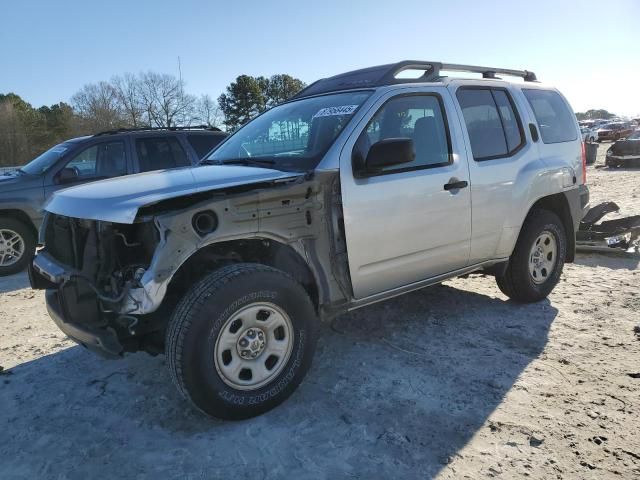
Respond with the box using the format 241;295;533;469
0;218;35;276
496;210;566;303
166;263;319;420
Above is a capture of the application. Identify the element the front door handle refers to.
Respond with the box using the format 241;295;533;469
444;179;468;191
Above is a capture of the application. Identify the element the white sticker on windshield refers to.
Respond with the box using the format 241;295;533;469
313;105;359;118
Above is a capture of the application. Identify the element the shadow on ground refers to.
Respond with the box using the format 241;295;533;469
0;283;557;479
575;252;640;270
0;271;30;294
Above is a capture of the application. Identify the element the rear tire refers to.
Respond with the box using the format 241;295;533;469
0;218;35;276
166;263;319;420
496;210;566;303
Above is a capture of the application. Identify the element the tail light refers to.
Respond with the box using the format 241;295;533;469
581;141;587;184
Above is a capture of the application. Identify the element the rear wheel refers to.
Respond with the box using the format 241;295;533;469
496;210;566;303
0;218;35;276
166;263;319;420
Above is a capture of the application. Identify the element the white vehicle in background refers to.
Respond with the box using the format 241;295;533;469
580;126;598;142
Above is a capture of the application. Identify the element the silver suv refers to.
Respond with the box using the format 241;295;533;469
30;61;589;419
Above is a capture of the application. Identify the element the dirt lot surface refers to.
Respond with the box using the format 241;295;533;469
1;145;639;479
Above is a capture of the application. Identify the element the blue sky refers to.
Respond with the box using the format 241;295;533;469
1;0;639;116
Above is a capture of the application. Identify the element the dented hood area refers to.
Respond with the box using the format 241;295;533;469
44;165;302;223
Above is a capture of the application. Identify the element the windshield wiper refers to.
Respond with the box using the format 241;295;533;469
201;158;276;168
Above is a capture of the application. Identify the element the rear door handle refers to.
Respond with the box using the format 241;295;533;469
444;180;468;191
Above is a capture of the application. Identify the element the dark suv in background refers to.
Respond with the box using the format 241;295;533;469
0;126;227;275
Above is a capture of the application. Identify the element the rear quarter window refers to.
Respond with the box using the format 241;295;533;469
187;134;225;159
523;89;577;144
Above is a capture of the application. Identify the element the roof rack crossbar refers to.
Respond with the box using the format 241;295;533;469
292;60;537;99
437;63;537;82
93;125;222;136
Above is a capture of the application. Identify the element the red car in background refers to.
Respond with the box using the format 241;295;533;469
597;122;634;142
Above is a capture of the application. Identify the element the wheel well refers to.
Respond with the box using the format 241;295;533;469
0;209;37;239
527;193;575;263
164;239;320;310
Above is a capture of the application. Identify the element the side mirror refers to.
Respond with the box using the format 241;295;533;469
55;167;79;184
354;138;415;177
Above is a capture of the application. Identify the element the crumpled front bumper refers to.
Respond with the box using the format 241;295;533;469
577;201;640;252
44;289;124;357
29;254;124;357
606;154;640;167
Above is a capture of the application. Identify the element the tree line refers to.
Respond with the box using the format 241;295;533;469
574;109;615;121
0;72;305;167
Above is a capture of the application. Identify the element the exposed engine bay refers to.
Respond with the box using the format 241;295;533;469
31;171;351;355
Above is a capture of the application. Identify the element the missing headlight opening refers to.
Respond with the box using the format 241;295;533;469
192;210;218;237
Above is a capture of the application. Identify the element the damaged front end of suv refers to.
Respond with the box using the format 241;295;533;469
29;89;374;364
30;167;351;357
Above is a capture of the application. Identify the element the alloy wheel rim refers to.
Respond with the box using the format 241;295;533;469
528;231;557;285
214;302;294;390
0;229;25;267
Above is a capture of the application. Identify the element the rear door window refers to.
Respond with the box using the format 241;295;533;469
456;88;524;160
135;137;190;172
187;134;225;159
522;89;577;144
96;141;127;177
493;90;522;152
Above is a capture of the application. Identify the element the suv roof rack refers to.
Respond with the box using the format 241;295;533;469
293;60;538;99
93;125;222;136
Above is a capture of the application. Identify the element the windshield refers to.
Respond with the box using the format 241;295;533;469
206;91;372;171
628;130;640;140
21;142;73;175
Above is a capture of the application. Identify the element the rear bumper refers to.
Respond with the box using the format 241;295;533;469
579;184;590;214
45;289;124;357
562;185;589;263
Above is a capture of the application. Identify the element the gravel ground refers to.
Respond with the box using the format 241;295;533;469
1;144;639;479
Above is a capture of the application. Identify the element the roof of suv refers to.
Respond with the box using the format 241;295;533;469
64;126;226;145
293;60;538;99
93;126;224;137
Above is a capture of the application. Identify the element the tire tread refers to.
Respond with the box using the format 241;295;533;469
496;209;566;303
165;263;310;413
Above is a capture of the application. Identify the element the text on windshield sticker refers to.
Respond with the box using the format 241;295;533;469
313;105;359;118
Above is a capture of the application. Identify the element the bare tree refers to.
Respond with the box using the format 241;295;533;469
194;94;223;128
112;73;145;127
71;81;123;131
139;72;194;128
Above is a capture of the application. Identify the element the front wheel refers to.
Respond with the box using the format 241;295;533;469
166;263;319;420
0;218;35;276
496;210;566;303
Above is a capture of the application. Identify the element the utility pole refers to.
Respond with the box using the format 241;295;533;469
178;56;184;126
